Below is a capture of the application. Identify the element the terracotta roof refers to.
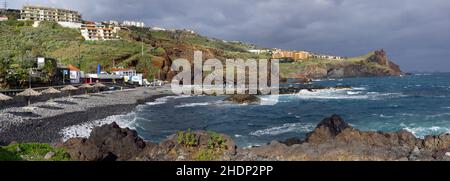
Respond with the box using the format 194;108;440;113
68;64;80;71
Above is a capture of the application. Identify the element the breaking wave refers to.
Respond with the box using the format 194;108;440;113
60;95;188;141
175;102;211;108
402;125;450;138
296;88;405;100
250;122;315;136
60;111;139;141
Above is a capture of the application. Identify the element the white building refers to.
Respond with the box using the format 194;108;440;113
0;15;8;21
80;22;120;41
248;49;269;54
122;20;145;27
106;20;119;26
57;21;82;29
20;5;81;23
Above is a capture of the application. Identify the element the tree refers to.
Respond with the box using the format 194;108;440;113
0;53;12;88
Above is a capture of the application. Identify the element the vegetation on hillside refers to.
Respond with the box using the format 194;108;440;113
0;20;270;88
279;51;391;78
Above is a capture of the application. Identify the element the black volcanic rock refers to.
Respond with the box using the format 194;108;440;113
63;122;152;161
305;114;351;144
62;115;450;161
224;94;260;104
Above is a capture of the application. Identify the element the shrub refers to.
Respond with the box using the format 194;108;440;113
195;149;216;161
207;131;227;150
151;47;166;57
177;128;197;147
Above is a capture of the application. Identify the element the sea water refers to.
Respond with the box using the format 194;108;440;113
62;73;450;147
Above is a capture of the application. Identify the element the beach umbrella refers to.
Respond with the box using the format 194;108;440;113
41;87;61;102
79;83;93;95
17;88;42;106
93;83;106;93
0;93;12;102
41;87;61;94
61;85;78;98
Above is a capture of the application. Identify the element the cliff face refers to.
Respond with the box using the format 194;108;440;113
287;49;403;79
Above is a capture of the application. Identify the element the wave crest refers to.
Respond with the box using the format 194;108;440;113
250;122;315;136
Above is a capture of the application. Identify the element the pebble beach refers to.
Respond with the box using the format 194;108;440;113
0;86;173;145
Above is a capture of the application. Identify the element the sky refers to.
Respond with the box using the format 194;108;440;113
7;0;450;72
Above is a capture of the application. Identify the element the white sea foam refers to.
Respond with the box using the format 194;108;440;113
259;95;282;105
250;122;315;136
372;114;394;118
175;102;211;108
402;126;450;138
399;113;417;117
295;88;406;100
60;111;138;141
60;95;187;141
347;91;362;95
145;97;170;106
296;89;368;100
352;87;367;90
425;113;450;119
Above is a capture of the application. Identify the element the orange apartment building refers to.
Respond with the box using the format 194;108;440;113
272;49;310;61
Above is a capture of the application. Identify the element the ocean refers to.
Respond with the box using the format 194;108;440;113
62;73;450;147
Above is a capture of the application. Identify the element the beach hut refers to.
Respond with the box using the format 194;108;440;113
79;83;93;95
17;88;42;106
0;93;12;102
41;87;61;101
61;85;78;98
93;82;106;93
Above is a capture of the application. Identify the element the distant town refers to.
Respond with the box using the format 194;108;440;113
0;4;347;92
3;4;345;57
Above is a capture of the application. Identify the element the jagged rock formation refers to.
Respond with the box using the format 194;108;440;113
63;123;150;161
239;115;450;161
63;122;236;161
288;49;403;79
62;115;450;161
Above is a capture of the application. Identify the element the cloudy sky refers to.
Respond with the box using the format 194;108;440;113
8;0;450;72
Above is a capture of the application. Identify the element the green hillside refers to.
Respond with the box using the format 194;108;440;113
0;20;268;88
0;19;398;88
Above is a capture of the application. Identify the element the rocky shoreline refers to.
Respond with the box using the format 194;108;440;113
0;84;353;145
0;87;172;145
60;115;450;161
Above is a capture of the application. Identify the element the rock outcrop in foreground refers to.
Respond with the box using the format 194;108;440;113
62;115;450;161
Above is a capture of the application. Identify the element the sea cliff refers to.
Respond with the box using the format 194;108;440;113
281;49;403;80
